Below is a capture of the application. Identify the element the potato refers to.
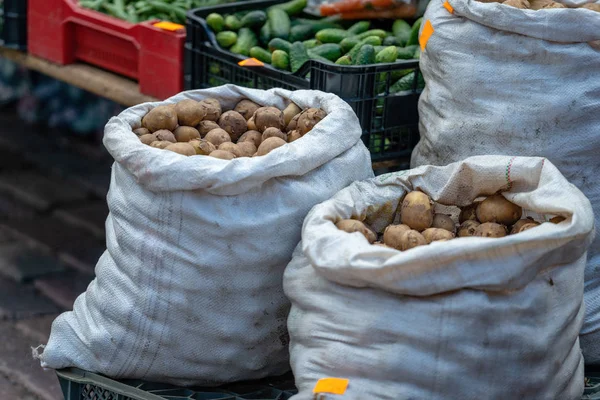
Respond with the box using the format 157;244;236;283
541;1;566;7
432;214;455;233
174;126;201;142
503;0;530;8
189;139;216;155
174;99;205;127
516;223;539;233
550;216;566;224
283;102;302;126
139;133;158;145
474;222;507;238
383;224;411;249
205;128;232;147
582;3;600;11
373;242;390;248
197;120;220;137
234;99;261;121
133;127;150;136
198;98;222;121
288;130;302;143
459;202;480;223
247;116;258;131
218;142;245;158
209;150;236;160
165;142;195;156
399;230;427;251
400;191;434;231
142;105;178;132
262;127;288;142
154;129;176;143
335;219;377;243
510;217;539;235
237;141;257;157
297;108;327;135
287;112;301;132
150;141;172;149
476;194;522;226
217;111;247;142
253;107;286;132
422;228;455;244
238;130;262;147
256;137;286;156
529;0;552;9
457;220;480;237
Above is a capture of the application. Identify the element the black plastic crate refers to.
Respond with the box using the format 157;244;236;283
0;0;27;50
185;0;422;163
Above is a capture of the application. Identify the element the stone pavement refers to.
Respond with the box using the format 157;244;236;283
0;106;112;399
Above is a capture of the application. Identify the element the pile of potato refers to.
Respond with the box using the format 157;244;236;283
132;98;326;159
336;191;566;251
480;0;600;10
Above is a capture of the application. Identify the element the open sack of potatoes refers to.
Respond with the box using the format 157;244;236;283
37;85;373;385
285;156;595;400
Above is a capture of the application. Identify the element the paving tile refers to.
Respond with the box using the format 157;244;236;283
0;277;61;321
34;270;93;310
0;242;65;283
16;314;60;344
0;371;40;400
0;321;63;400
0;171;89;211
0;193;37;221
54;200;108;240
58;243;104;276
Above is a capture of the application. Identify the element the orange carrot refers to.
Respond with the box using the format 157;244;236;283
320;0;394;16
338;4;417;19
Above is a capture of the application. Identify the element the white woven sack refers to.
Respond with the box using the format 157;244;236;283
285;156;594;400
412;0;600;361
39;85;374;385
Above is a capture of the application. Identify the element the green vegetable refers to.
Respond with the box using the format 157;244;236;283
407;18;422;47
347;21;370;35
310;43;342;62
147;1;186;22
268;38;293;53
250;46;272;63
356;29;387;40
307;51;332;64
353;44;375;65
383;35;400;46
397;45;418;59
268;8;291;40
290;25;314;42
375;46;398;63
272;50;290;70
260;22;271;45
230;28;257;56
413;47;421;60
390;71;425;93
303;39;320;49
241;11;267;28
290;41;310;73
390;68;414;82
340;36;360;53
292;17;342;31
347;36;382;61
270;0;308;16
335;55;352;65
315;28;350;44
216;31;238;48
207;13;225;33
225;15;242;31
392;19;411;46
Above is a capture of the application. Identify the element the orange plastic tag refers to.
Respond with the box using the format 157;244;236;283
313;378;349;395
238;58;265;67
443;1;454;13
153;21;185;31
419;20;434;51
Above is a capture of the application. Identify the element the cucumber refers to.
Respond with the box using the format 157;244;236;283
260;22;271;45
241;11;267;28
268;38;293;53
356;29;387;40
414;47;421;60
375;46;398;63
397;45;418;59
291;17;342;31
391;68;414;82
225;15;242;31
407;18;422;47
353;44;375;65
290;24;314;42
250;46;272;63
303;39;320;49
315;28;350;44
340;36;360;53
335;55;352;65
289;41;310;73
269;0;308;16
390;71;425;93
206;13;224;33
272;50;290;70
230;28;257;56
383;35;400;46
347;21;370;35
374;45;387;53
307;50;332;64
268;8;291;40
347;36;382;61
216;31;237;48
392;19;411;46
310;43;342;61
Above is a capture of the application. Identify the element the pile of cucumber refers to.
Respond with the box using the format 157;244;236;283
205;0;424;86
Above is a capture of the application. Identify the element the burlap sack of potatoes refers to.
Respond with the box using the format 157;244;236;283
285;156;594;400
412;0;600;362
38;85;374;385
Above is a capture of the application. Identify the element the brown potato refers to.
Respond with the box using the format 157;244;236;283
550;216;566;224
165;142;195;156
174;126;201;142
383;224;411;250
422;228;455;244
283;102;302;126
510;217;539;235
474;222;507;238
218;142;245;158
253;107;286;132
154;129;176;143
150;141;172;149
262;127;288;142
189;139;216;155
198;98;222;121
205;128;232;147
247;116;258;131
459;202;480;224
142;105;178;132
529;0;552;9
234;99;261;121
516;223;539;233
175;99;206;127
288;130;302;143
297;108;326;135
503;0;530;8
541;1;566;7
399;230;427;250
196;120;220;137
582;3;600;11
209;150;236;160
139;133;158;145
432;214;456;233
256;137;286;156
401;191;434;232
238;130;262;147
133;127;150;136
335;219;377;243
218;111;247;142
457;220;480;237
236;142;257;157
287;112;301;132
372;242;390;248
476;194;522;226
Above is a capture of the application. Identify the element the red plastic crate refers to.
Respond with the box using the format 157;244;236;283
28;0;186;99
